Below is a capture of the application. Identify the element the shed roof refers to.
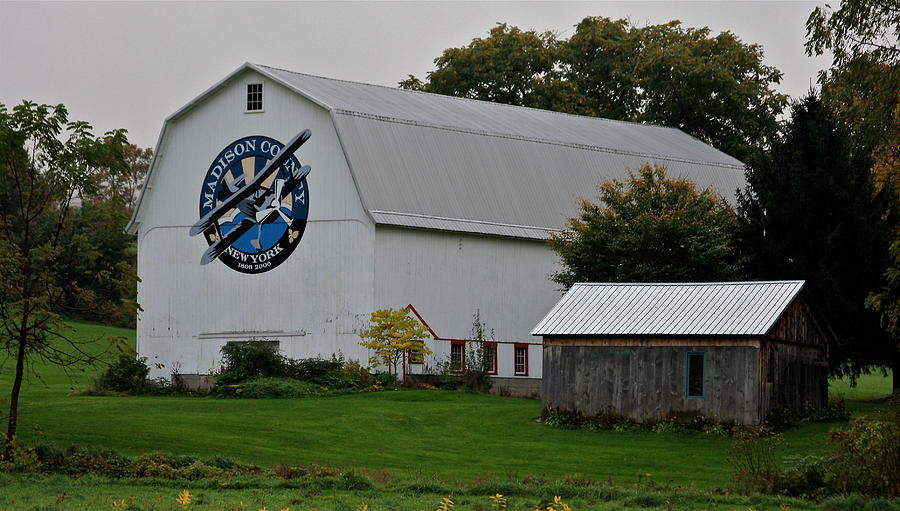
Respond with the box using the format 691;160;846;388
531;281;806;337
128;63;747;238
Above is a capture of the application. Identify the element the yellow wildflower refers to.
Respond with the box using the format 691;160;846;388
176;490;191;509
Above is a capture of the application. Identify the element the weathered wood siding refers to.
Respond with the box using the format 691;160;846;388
542;345;762;424
761;297;829;416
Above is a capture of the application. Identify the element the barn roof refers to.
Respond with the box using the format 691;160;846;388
531;281;806;337
128;63;747;238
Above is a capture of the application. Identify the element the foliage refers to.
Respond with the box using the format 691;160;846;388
728;434;786;494
399;24;563;110
402;18;787;160
827;414;900;497
94;354;151;394
737;93;892;381
866;237;900;345
371;371;401;389
358;308;431;374
548;165;741;288
215;339;286;385
215;341;374;391
0;101;130;460
224;377;327;399
343;359;374;388
458;310;494;393
286;355;359;389
806;0;899;67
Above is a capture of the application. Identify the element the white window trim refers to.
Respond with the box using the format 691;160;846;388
245;82;264;113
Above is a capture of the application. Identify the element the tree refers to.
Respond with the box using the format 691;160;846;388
398;23;581;113
401;18;787;161
56;143;150;328
737;93;892;385
806;0;899;67
358;308;431;375
0;101;130;459
548;165;741;289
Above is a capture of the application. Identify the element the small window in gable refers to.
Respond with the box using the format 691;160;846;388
246;83;263;112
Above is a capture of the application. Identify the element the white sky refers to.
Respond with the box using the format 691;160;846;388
0;1;830;149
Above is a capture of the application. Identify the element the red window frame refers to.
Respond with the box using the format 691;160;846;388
450;340;466;372
514;343;528;376
408;340;425;364
483;342;498;375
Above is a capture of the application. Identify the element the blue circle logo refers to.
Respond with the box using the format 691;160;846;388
196;135;310;273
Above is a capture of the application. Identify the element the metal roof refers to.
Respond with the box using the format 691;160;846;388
531;281;806;337
128;63;748;238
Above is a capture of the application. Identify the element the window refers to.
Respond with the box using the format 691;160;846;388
246;83;263;111
514;344;528;376
482;342;497;374
408;340;425;364
685;351;706;398
450;341;465;372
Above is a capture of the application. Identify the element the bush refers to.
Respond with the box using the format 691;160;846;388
343;359;373;388
230;377;326;399
286;355;360;389
216;340;286;384
372;372;401;388
728;434;787;494
94;355;151;394
827;415;900;497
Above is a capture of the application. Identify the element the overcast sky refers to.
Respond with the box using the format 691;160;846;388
0;1;829;149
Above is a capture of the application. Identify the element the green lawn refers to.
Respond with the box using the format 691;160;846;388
0;320;895;493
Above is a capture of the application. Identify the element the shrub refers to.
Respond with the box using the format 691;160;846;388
340;470;375;490
343;359;373;388
372;372;401;388
286;355;360;389
231;377;326;398
827;415;900;497
728;434;787;494
216;340;286;384
94;355;151;393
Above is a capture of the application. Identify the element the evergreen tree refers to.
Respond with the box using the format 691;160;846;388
737;93;893;385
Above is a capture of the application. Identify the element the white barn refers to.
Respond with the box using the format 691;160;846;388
127;62;746;395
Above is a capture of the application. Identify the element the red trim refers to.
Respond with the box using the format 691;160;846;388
405;304;541;346
514;343;529;376
484;341;498;375
450;340;466;373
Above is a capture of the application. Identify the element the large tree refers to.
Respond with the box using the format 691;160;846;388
401;18;787;161
0;101;130;459
57;143;150;328
806;0;900;390
737;93;892;386
548;165;741;289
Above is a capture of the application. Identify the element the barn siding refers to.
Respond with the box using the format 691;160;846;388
760;297;829;417
542;345;761;425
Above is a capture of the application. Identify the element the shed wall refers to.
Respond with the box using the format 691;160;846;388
542;344;762;424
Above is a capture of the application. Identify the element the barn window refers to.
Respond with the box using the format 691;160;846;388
685;351;706;398
408;340;425;364
482;342;497;374
514;344;528;375
246;83;263;111
450;341;465;372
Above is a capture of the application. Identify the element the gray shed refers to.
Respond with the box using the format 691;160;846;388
532;281;832;425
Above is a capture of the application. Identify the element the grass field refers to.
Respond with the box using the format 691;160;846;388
0;320;895;510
